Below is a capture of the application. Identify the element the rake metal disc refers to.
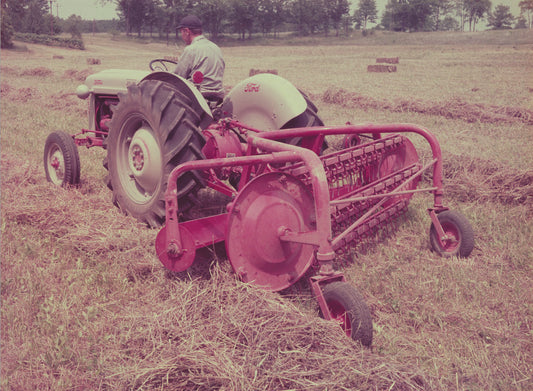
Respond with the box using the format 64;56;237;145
226;172;316;292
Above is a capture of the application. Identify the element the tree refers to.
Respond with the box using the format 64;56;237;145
487;4;514;29
229;0;257;39
464;0;491;31
519;0;533;28
324;0;350;36
256;0;285;36
25;0;50;34
1;0;14;48
197;0;229;39
65;14;83;38
432;0;455;30
381;0;436;32
287;0;323;35
354;0;378;30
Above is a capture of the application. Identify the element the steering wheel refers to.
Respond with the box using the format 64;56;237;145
149;59;178;72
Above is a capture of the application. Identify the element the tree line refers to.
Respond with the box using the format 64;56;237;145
2;0;532;49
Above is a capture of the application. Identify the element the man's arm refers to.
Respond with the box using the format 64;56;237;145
174;48;193;79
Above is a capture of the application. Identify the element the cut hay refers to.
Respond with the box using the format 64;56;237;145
322;88;533;125
1;153;152;257
440;154;533;208
63;68;94;82
86;58;101;65
1;153;432;390
367;65;397;72
20;66;53;77
1;86;42;102
377;57;400;64
249;68;279;77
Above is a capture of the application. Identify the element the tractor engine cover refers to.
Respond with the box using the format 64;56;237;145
226;172;316;292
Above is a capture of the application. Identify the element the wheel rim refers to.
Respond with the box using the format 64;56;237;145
117;116;163;204
327;299;352;337
47;144;65;185
440;221;460;253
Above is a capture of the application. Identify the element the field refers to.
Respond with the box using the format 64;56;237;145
1;30;532;390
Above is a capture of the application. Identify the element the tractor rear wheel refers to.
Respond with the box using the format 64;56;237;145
430;210;474;258
281;92;325;152
322;281;373;347
44;131;80;187
105;80;207;227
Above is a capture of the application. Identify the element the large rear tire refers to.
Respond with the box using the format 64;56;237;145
105;80;207;227
281;92;325;152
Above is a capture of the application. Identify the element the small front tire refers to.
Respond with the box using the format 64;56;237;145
44;131;80;187
429;210;474;257
322;281;373;347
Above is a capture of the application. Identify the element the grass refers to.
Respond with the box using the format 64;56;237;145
1;30;532;390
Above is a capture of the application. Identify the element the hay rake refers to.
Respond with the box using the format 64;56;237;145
155;119;475;347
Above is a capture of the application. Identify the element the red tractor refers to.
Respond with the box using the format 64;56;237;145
44;60;474;347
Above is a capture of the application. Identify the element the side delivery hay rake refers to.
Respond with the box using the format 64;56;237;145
44;68;474;347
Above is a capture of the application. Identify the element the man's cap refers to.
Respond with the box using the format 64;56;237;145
177;15;202;30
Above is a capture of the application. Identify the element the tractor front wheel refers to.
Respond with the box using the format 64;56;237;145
105;80;206;227
322;282;373;347
429;210;474;257
44;131;80;187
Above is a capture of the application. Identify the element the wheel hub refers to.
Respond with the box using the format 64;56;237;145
49;149;65;183
128;127;162;194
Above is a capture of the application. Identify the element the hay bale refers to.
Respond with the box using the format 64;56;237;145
376;57;399;64
53;55;64;59
86;58;101;65
367;65;397;73
249;69;278;77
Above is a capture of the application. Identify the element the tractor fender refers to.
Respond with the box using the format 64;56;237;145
142;71;213;130
222;73;307;130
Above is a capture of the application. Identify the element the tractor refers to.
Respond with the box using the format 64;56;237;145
44;59;474;347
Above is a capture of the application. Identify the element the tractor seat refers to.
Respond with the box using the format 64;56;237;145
202;91;224;107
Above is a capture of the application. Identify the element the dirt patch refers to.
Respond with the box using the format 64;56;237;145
20;67;54;77
322;88;533;125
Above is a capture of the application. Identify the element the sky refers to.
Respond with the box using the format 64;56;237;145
55;0;523;22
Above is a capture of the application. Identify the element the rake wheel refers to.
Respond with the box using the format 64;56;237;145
430;210;474;258
322;281;373;347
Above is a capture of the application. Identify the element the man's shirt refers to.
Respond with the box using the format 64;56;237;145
174;35;225;96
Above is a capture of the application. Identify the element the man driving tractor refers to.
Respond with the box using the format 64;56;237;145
174;15;225;103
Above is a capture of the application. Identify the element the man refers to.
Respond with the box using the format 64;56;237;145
174;15;225;102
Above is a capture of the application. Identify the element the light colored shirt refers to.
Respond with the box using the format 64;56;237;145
174;35;225;97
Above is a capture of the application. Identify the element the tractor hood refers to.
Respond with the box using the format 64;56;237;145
77;69;152;98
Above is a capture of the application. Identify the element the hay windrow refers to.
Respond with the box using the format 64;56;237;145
63;68;94;82
322;88;533;125
105;266;429;391
20;66;54;77
439;154;533;208
1;153;153;256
